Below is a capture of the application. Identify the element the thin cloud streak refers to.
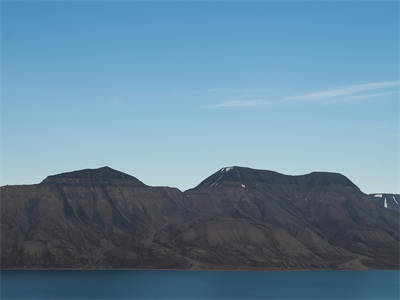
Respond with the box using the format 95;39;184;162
324;91;399;104
208;81;399;108
287;81;400;101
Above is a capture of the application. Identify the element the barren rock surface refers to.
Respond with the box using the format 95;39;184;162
1;166;398;270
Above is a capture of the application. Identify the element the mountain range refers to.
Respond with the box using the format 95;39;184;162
1;166;398;270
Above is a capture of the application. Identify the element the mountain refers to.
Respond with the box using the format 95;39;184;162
1;166;398;270
41;166;146;186
182;167;398;270
1;167;191;269
369;193;400;211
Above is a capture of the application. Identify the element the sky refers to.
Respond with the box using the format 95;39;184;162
1;1;399;193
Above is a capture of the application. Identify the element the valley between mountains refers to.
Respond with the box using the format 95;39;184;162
1;166;398;270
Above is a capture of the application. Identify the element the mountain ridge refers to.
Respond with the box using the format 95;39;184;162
1;166;398;270
2;165;361;191
41;166;146;187
192;166;360;191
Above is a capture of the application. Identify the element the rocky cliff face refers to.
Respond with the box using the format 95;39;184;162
1;166;398;270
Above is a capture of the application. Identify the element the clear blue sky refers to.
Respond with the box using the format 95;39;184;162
1;1;399;193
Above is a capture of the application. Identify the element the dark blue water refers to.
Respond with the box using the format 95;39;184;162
1;270;398;299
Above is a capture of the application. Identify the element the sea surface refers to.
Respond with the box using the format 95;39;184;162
1;270;399;300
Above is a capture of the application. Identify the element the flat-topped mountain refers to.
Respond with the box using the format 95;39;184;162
193;166;360;190
1;166;398;270
42;166;146;186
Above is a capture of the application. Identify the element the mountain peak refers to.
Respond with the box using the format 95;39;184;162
194;166;359;190
41;166;146;186
194;166;280;189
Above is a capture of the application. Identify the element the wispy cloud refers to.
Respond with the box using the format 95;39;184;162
287;81;400;101
208;81;399;108
324;91;399;104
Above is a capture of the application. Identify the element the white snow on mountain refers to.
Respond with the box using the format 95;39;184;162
370;193;399;211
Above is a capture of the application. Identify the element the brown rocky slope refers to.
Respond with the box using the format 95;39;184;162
1;166;398;270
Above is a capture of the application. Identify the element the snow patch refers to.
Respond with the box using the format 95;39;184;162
384;198;388;208
392;196;399;205
241;184;246;188
374;194;383;198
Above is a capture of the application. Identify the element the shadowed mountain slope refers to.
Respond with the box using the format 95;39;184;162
1;166;398;270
